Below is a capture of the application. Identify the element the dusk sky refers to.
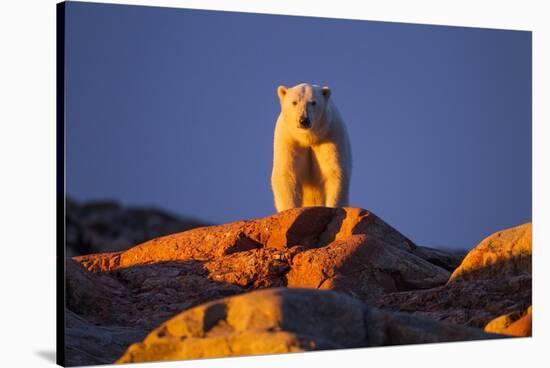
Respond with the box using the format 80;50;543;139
64;2;531;250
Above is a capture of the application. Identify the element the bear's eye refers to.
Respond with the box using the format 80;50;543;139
311;101;317;106
292;101;297;106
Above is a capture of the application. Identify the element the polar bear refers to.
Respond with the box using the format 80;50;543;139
271;83;352;212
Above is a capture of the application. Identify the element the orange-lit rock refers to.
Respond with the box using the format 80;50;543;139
503;306;532;337
116;288;498;364
65;208;529;366
287;234;449;303
378;223;532;329
448;223;531;283
72;208;452;309
485;306;532;337
75;207;422;271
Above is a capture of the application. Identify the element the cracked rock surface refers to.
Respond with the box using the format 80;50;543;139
64;207;530;366
377;222;532;328
116;288;497;364
69;208;451;330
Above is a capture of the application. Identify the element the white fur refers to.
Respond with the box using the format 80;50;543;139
271;83;352;212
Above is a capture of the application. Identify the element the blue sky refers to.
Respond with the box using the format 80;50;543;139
65;2;531;250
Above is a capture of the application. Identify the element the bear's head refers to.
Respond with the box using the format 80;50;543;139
277;83;332;135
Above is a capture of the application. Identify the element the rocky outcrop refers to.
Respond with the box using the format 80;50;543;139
64;207;531;366
377;223;532;331
287;235;449;303
448;223;532;283
485;306;532;337
376;274;531;328
68;207;454;330
74;207;449;304
66;197;207;256
117;288;498;364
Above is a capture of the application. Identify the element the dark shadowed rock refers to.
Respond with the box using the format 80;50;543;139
66;259;130;324
376;275;531;328
364;306;500;346
66;197;208;256
412;245;468;272
66;258;244;330
65;310;147;366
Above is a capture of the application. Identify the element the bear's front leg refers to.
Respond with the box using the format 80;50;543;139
323;172;348;207
271;170;302;212
316;142;350;208
271;131;305;212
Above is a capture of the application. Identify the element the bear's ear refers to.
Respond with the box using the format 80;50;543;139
321;86;331;99
277;85;288;100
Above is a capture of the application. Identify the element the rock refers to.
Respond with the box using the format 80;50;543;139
64;207;526;365
65;309;147;366
376;275;531;328
66;197;208;256
117;288;365;363
502;307;532;337
73;207;449;304
117;288;499;363
412;245;468;272
66;259;130;325
377;223;532;329
72;207;449;329
287;235;449;303
363;306;500;347
75;207;421;271
66;257;244;330
485;306;532;337
448;223;532;283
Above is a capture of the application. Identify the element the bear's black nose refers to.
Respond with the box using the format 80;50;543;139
299;117;311;128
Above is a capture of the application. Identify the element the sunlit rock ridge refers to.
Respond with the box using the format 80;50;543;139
64;206;532;366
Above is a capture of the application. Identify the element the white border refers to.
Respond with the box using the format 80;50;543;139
0;1;547;367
